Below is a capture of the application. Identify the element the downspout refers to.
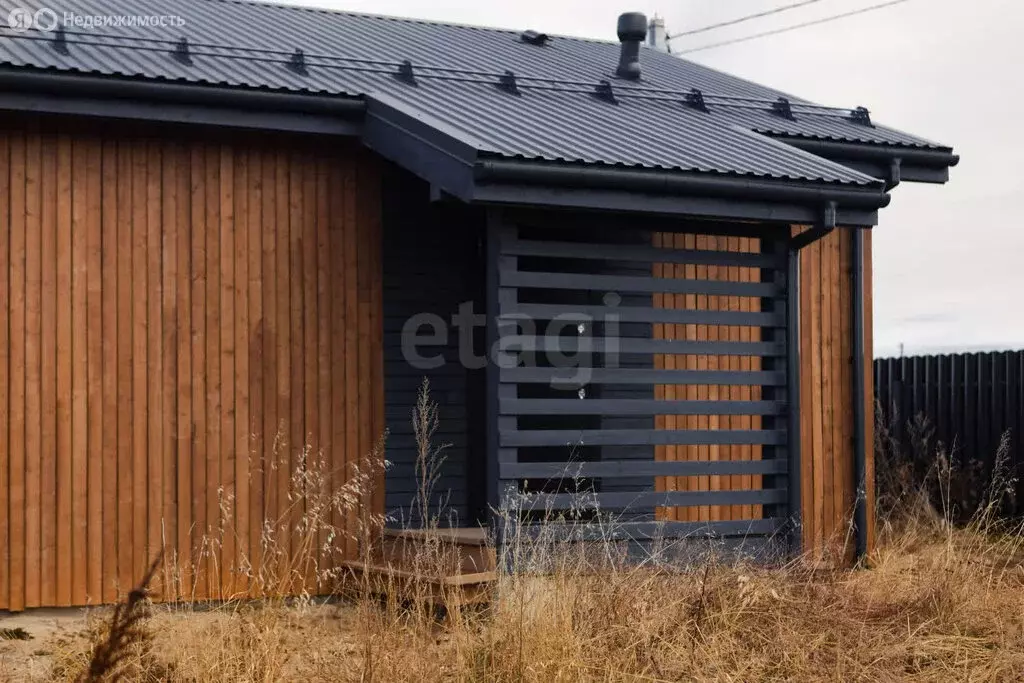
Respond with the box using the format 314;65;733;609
785;202;837;555
852;228;869;562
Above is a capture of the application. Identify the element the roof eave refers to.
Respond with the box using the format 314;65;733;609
769;135;959;186
0;67;366;135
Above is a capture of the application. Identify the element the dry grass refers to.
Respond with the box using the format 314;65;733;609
24;394;1024;682
30;516;1023;682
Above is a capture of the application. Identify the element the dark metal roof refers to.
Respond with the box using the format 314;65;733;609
0;0;953;187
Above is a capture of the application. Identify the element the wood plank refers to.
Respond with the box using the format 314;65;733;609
69;135;89;606
206;144;223;599
343;153;359;560
287;150;305;587
53;133;73;605
288;150;305;586
809;239;825;556
160;141;180;597
838;230;852;560
115;139;134;598
0;130;10;611
24;127;42;608
176;141;193;601
142;140;162;584
315;155;332;569
823;231;837;551
85;134;103;603
9;129;26;611
247;147;264;587
260;147;278;573
367;156;385;523
233;145;251;594
189;144;208;600
275;148;292;567
328;157;347;560
219;145;236;597
823;232;839;552
130;140;149;592
99;138;119;604
302;151;319;579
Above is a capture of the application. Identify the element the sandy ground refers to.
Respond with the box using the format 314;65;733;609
0;608;92;681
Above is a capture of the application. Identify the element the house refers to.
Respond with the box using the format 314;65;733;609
0;0;957;610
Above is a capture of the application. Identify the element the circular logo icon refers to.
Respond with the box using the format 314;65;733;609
7;7;34;32
34;8;58;32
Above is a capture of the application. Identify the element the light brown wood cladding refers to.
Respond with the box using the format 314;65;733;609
653;227;874;563
653;233;763;523
0;119;384;610
795;226;870;562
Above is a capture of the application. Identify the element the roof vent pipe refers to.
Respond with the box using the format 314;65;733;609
616;12;647;80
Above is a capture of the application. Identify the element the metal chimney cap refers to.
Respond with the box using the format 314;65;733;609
617;12;648;42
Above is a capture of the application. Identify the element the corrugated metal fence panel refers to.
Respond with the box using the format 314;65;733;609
874;350;1024;514
0;116;384;611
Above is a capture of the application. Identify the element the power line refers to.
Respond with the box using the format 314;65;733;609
668;0;828;40
677;0;913;55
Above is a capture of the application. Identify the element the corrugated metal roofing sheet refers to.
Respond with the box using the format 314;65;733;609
0;0;948;186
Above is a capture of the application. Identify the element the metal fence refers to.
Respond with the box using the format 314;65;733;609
874;351;1024;514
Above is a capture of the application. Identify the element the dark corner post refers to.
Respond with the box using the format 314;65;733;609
852;227;869;562
484;209;518;555
786;239;802;556
484;209;502;544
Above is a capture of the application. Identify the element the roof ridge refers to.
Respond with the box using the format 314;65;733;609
198;0;621;45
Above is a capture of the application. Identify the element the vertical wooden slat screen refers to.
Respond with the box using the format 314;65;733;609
0;118;384;610
653;232;764;523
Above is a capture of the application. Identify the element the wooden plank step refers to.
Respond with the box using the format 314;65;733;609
340;560;496;607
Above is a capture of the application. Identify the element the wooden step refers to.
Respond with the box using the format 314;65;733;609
340;561;496;606
372;527;496;575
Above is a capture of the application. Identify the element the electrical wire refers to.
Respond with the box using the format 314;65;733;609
677;0;912;55
667;0;828;40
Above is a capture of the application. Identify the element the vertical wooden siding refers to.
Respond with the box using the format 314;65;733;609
653;233;763;523
0;119;384;610
795;226;871;561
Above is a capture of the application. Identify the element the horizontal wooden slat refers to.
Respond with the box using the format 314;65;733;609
500;458;789;479
500;367;787;386
504;238;786;268
500;335;787;357
501;270;780;298
501;428;786;447
510;489;788;510
504;303;784;327
501;398;787;416
512;518;787;541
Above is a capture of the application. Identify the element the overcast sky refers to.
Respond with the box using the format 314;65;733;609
274;0;1021;358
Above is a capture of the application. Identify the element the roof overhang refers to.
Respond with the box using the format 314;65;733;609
769;136;960;187
363;93;888;227
0;69;912;227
